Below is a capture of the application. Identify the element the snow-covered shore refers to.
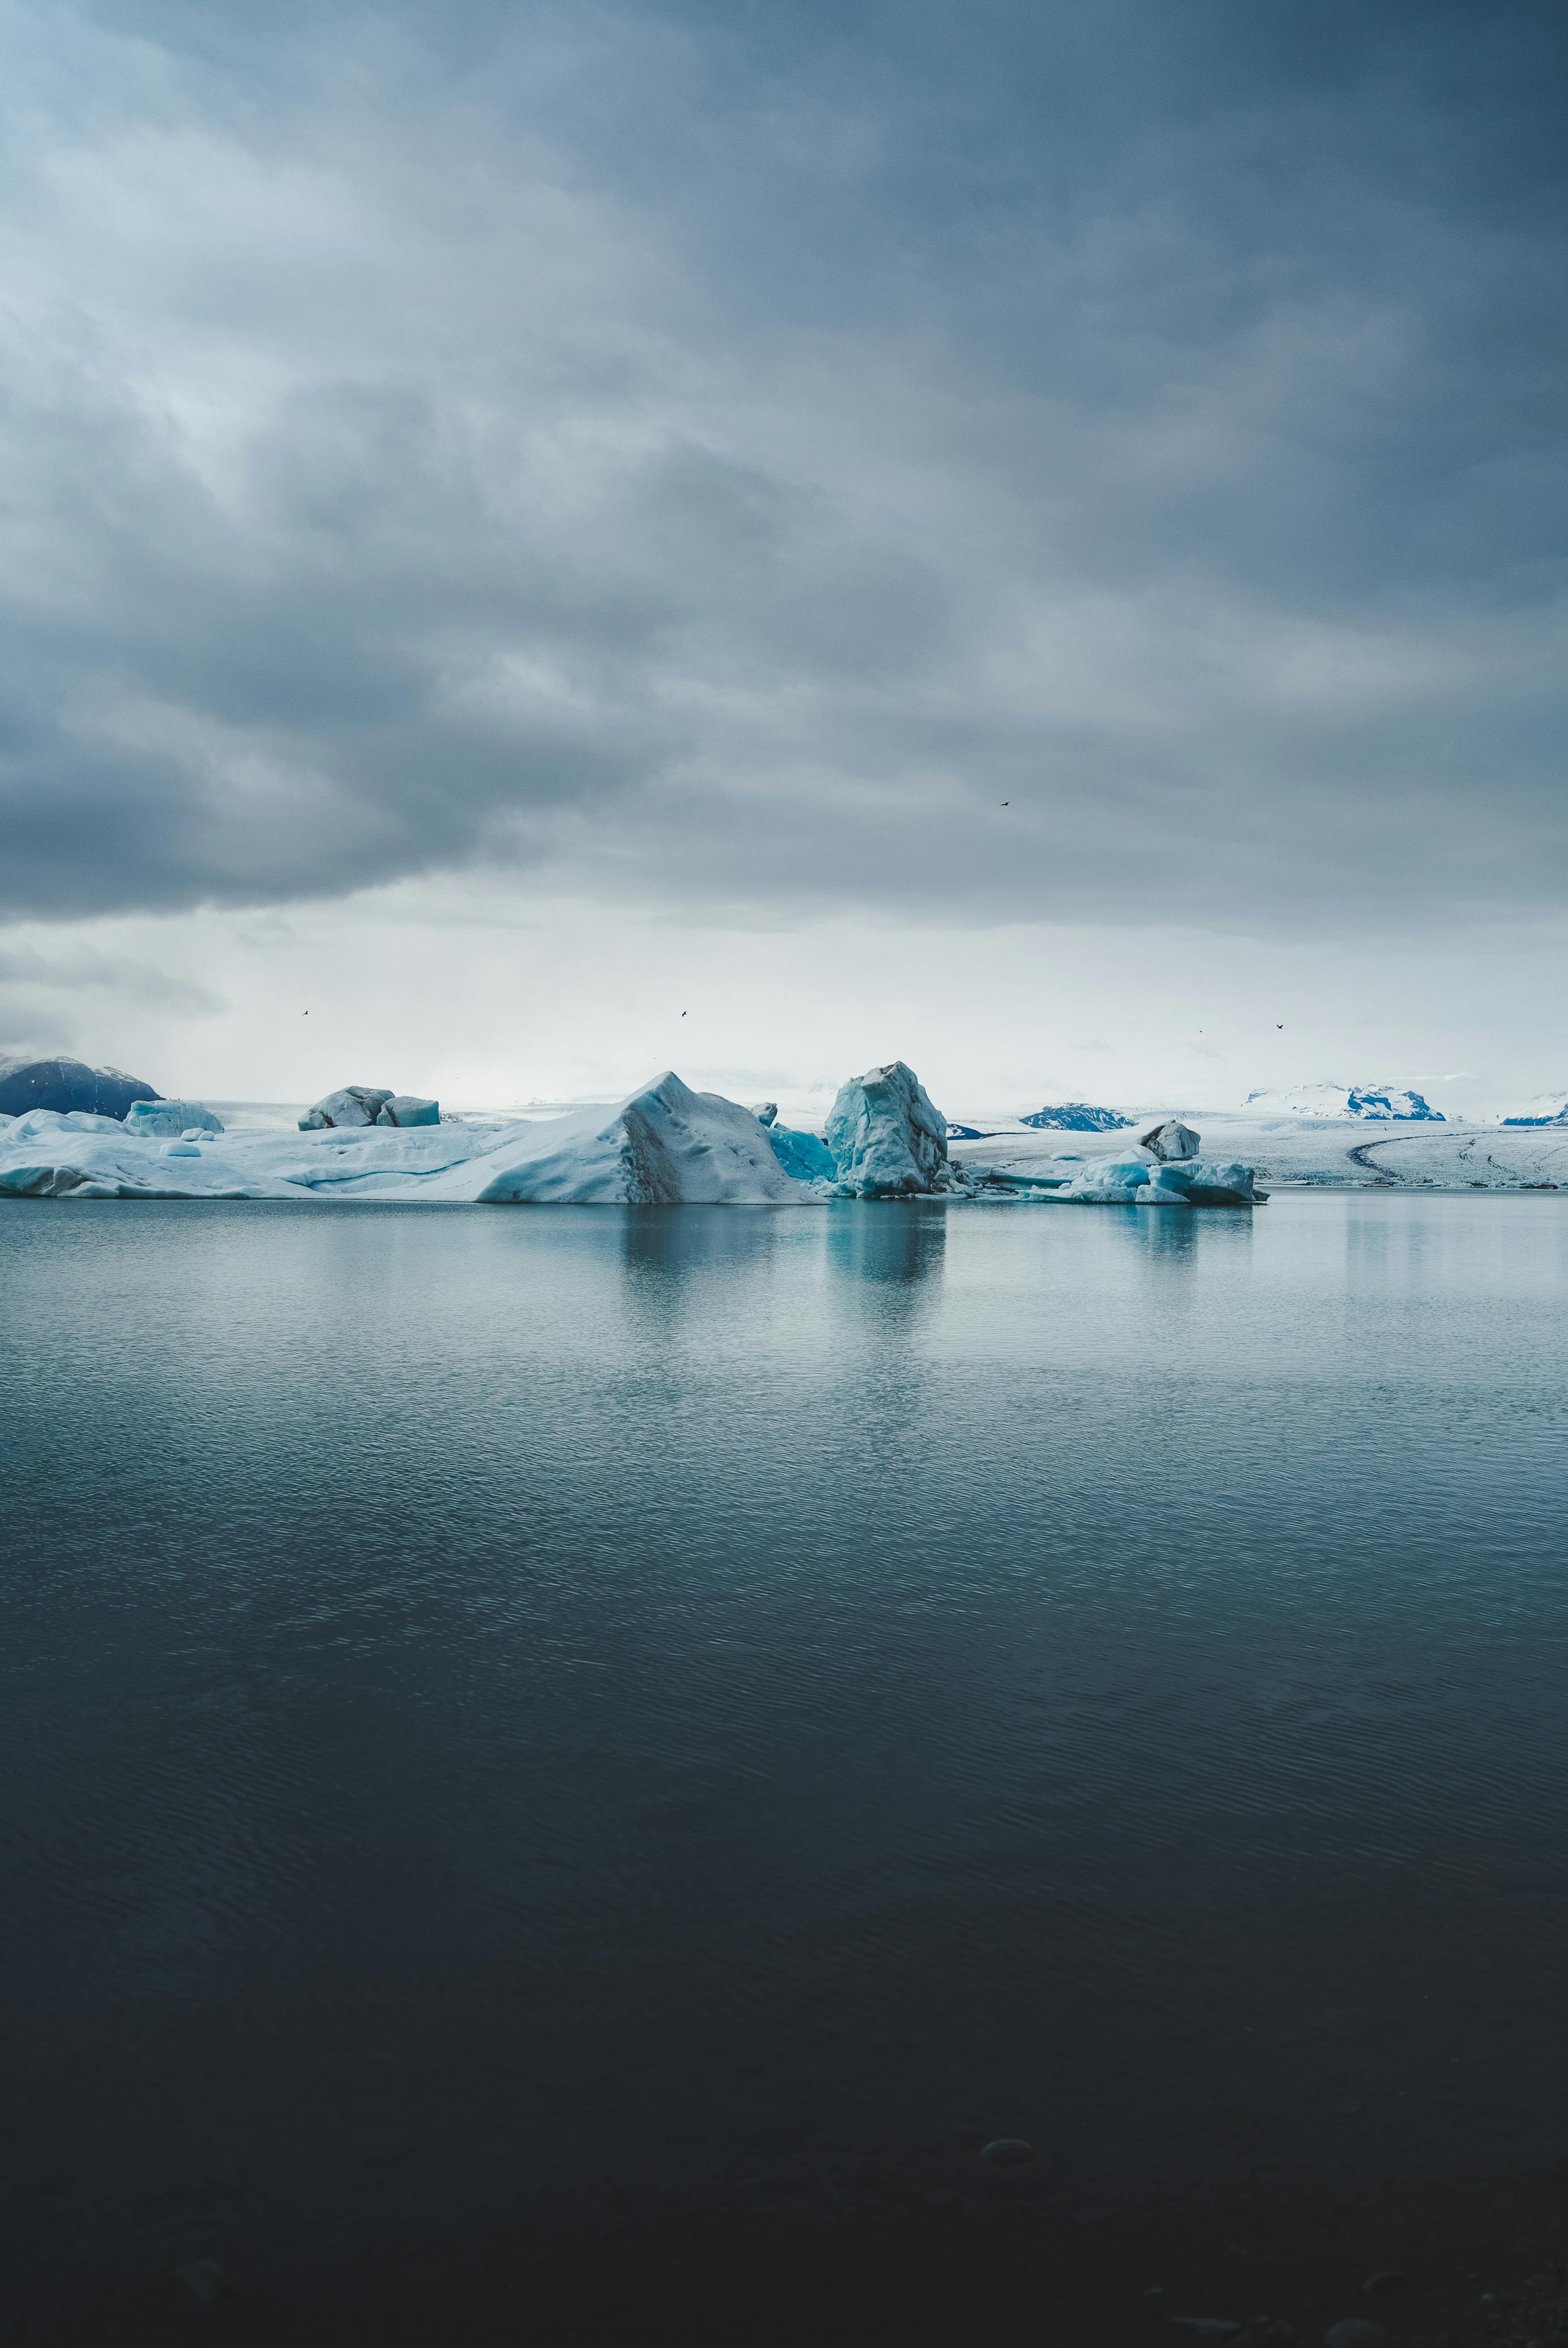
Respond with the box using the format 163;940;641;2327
946;1112;1568;1192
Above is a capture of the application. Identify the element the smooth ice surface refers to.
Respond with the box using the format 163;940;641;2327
7;1194;1568;2313
764;1121;837;1184
824;1061;961;1196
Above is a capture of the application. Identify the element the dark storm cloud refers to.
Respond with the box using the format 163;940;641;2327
1;0;1566;927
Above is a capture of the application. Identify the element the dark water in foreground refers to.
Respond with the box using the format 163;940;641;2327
3;1193;1568;2333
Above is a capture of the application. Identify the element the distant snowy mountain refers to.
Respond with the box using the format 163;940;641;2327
1498;1092;1568;1127
1019;1102;1132;1132
1242;1082;1444;1121
0;1053;161;1120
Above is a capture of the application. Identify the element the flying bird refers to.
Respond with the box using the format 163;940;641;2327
1001;800;1010;806
681;1010;687;1017
1276;1023;1283;1029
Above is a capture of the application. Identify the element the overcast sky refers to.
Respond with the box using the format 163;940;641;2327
2;0;1566;1111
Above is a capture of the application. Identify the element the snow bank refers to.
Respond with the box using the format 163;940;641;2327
0;1055;161;1120
824;1061;965;1197
1243;1082;1443;1121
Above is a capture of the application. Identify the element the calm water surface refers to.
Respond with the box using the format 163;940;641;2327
3;1193;1568;2306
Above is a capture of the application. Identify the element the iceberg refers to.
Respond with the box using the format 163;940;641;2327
474;1072;811;1205
1054;1133;1262;1209
300;1086;439;1129
0;1055;161;1120
1059;1154;1153;1203
1242;1082;1443;1121
299;1086;394;1129
1019;1103;1132;1132
824;1061;965;1197
1138;1118;1200;1162
123;1100;224;1138
1148;1158;1262;1207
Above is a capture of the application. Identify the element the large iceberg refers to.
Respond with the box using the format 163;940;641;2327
473;1073;811;1204
299;1086;438;1130
1242;1082;1443;1121
824;1061;965;1197
0;1055;161;1120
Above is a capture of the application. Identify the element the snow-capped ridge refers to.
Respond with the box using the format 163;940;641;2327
1019;1102;1132;1132
0;1055;161;1121
1497;1091;1568;1128
1242;1082;1443;1122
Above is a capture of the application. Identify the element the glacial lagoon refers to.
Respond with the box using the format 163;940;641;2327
3;1192;1568;2335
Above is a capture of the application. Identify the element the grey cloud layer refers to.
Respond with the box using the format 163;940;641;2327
2;0;1566;928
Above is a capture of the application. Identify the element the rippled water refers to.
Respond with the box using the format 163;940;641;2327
3;1193;1568;2309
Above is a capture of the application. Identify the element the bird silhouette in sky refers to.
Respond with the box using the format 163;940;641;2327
681;1010;687;1017
1001;800;1010;806
1276;1023;1283;1029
